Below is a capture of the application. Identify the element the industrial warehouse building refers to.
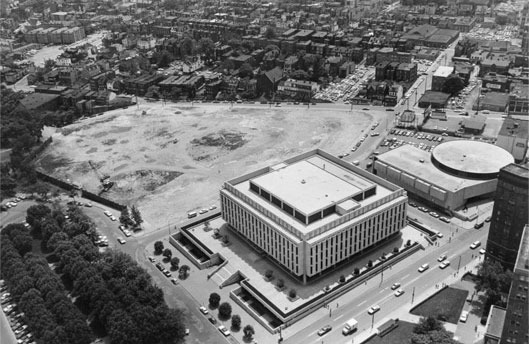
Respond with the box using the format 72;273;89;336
373;141;514;214
220;149;408;283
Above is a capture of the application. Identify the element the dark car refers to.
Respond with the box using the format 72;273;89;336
474;222;484;229
155;263;164;271
208;317;217;324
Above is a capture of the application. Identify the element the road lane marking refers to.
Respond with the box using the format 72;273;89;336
358;300;367;306
336;313;346;320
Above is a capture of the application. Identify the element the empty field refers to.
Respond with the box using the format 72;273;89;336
36;102;387;230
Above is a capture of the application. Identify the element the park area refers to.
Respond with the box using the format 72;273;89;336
35;102;386;230
410;287;468;324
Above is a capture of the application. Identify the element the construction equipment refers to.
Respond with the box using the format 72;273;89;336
88;160;114;192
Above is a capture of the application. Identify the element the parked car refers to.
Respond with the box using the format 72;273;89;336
117;237;126;245
199;306;208;315
429;211;440;218
438;254;447;262
470;241;481;249
391;282;401;290
459;311;469;322
439;216;451;223
218;325;230;336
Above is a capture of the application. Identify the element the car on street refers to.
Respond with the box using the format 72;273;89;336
439;216;451;223
218;325;230;336
436;232;444;238
370;132;380;137
84;202;92;207
163;270;172;277
391;282;401;290
479;248;486;255
123;229;132;237
439;260;450;269
117;237;126;245
318;325;332;336
209;205;217;210
362;108;370;110
418;207;429;212
171;278;178;285
474;222;484;229
110;215;117;221
104;210;112;217
208;317;217;324
148;256;156;263
418;263;429;272
485;216;492;222
408;202;417;207
199;209;208;214
394;289;405;297
459;311;469;322
368;305;380;315
199;306;208;315
438;254;447;262
155;263;164;271
429;211;440;218
470;241;481;249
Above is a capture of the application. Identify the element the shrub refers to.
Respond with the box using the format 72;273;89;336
170;257;180;270
276;279;285;289
339;275;346;283
406;239;412;246
393;247;399;253
265;270;273;279
154;241;164;254
209;293;221;308
218;302;232;319
354;267;360;275
243;325;255;338
231;314;241;329
367;260;373;268
162;248;172;260
288;289;297;299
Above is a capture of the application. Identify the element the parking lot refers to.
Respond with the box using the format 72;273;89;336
313;66;374;102
1;283;35;344
379;128;448;153
463;24;519;42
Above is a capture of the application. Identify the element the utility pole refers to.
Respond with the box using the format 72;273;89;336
457;255;461;273
411;286;415;304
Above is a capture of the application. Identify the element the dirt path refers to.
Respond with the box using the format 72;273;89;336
36;102;388;231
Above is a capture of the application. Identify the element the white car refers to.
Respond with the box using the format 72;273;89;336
436;232;444;238
117;237;126;244
394;289;405;297
391;282;401;290
479;248;486;255
418;263;429;272
104;210;112;217
367;305;380;315
470;241;481;249
199;306;208;315
218;325;230;336
110;215;117;221
439;260;450;269
438;254;447;262
459;311;469;322
123;229;132;237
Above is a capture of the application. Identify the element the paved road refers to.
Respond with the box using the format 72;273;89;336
282;224;489;344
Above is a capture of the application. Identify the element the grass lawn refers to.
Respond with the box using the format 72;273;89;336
365;320;416;344
410;287;468;324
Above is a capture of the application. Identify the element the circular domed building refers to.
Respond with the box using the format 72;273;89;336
374;140;514;213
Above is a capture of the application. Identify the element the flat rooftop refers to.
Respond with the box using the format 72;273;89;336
433;66;454;78
499;118;529;139
485;306;506;339
376;145;485;192
252;158;374;216
230;151;396;235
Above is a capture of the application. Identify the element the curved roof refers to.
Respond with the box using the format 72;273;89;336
432;140;514;177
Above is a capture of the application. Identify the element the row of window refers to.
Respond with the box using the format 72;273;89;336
307;202;406;275
222;194;301;274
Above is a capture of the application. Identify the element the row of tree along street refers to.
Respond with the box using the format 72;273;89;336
1;203;187;344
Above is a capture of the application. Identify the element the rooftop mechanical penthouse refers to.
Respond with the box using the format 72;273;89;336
220;149;408;284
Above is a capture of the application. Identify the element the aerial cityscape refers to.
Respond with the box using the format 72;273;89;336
0;0;528;343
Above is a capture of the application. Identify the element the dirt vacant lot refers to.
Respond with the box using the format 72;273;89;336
36;102;386;230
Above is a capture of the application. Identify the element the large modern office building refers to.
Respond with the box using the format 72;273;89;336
486;163;529;271
220;149;408;283
374;141;514;213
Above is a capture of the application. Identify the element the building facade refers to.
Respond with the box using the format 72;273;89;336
501;225;529;344
220;149;408;283
486;163;529;271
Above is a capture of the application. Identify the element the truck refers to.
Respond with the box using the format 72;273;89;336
342;318;358;335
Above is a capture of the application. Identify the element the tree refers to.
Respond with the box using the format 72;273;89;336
238;63;254;78
180;37;196;56
179;264;190;278
288;288;297;298
209;292;221;308
265;270;273;279
264;27;276;39
276;279;285;289
170;257;180;270
231;314;241;329
412;316;462;344
162;248;172;260
119;209;133;227
290;69;310;81
218;302;232;319
442;75;465;96
339;275;346;283
220;59;235;73
243;324;255;339
197;37;215;60
131;205;143;228
414;316;444;334
354;267;360;275
154;241;164;254
367;260;373;268
475;259;512;312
